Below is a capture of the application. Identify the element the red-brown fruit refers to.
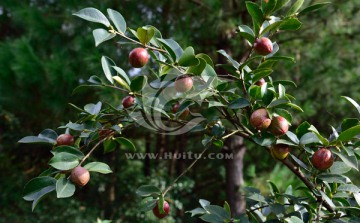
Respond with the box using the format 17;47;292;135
152;200;170;219
174;75;193;93
255;78;266;86
172;102;190;119
129;48;149;68
254;37;273;56
311;148;334;171
122;95;135;108
71;166;90;187
99;129;114;138
269;116;289;136
271;144;290;160
250;108;271;131
56;134;74;146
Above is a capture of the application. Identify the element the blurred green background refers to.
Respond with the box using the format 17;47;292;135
0;0;359;222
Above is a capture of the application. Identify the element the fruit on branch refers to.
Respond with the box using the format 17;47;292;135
128;48;149;68
271;144;290;160
269;116;289;136
174;75;193;93
70;166;90;186
311;148;334;171
250;108;271;131
255;78;266;86
56;134;74;146
172;102;190;119
254;37;273;56
152;200;170;219
122;95;135;108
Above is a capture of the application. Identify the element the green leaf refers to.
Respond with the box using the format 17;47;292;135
286;102;304;112
139;197;157;212
275;108;292;124
238;25;255;44
18;136;54;145
49;152;80;171
245;2;263;35
38;129;58;142
228;98;250;109
267;98;289;108
332;150;358;171
136;185;161;197
84;162;112;174
93;28;116;47
56;177;75;198
247;193;267;203
130;75;147;92
187;58;206;76
157;38;183;61
23;176;56;211
342;96;360;115
114;137;136;151
287;0;304;16
137;26;155;45
196;53;214;67
341;118;360;132
318;173;350;184
296;121;311;138
338;125;360;142
51;146;84;159
186;207;206;217
204;205;231;220
262;0;277;16
103;138;117;153
200;213;224;223
252;69;273;83
252;133;276;146
298;2;331;16
279;18;302;31
338;184;360;193
223;201;231;216
84;101;102;115
199;199;211;208
217;49;240;69
73;8;110;27
330;161;352;174
273;0;290;13
178;47;199;67
101;56;116;84
107;9;126;33
299;132;320;145
285;216;303;223
112;76;130;90
308;125;329;145
112;66;131;85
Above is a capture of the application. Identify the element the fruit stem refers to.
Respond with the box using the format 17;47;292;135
163;143;211;196
79;136;111;166
111;29;167;53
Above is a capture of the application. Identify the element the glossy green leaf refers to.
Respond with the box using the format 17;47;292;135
245;2;263;35
130;75;147;92
84;101;102;115
298;2;331;16
84;162;112;174
56;177;75;198
23;176;56;211
342;96;360;115
137;26;155;45
18;136;54;145
101;56;116;84
112;66;131;85
228;98;250;109
273;0;290;12
341;118;360;132
51;146;84;159
204;205;231;220
318;173;350;184
178;47;199;67
187;58;207;76
238;25;255;44
279;18;302;31
139;197;157;212
287;0;304;16
157;38;183;61
330;161;352;174
296;121;311;138
299;132;320;145
136;185;161;197
73;8;110;27
115;137;136;151
252;68;273;83
107;9;126;33
332;150;358;171
262;0;277;15
49;152;80;171
338;125;360;142
217;49;240;69
93;28;115;47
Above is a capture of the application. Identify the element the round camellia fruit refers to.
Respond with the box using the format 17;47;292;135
311;148;334;171
172;102;190;119
122;95;135;109
56;134;74;146
174;75;193;93
271;144;290;160
71;166;90;187
250;108;271;131
153;200;170;219
254;37;273;56
255;78;266;86
269;116;289;136
128;48;149;68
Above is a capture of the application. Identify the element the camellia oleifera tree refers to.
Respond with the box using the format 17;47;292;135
19;1;360;222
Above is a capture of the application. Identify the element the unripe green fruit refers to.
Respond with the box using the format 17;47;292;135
56;134;74;146
152;200;170;219
271;144;290;160
311;148;334;171
128;48;149;68
172;102;190;119
254;37;273;56
174;75;193;93
122;95;135;108
71;166;90;187
250;108;271;131
269;116;289;136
